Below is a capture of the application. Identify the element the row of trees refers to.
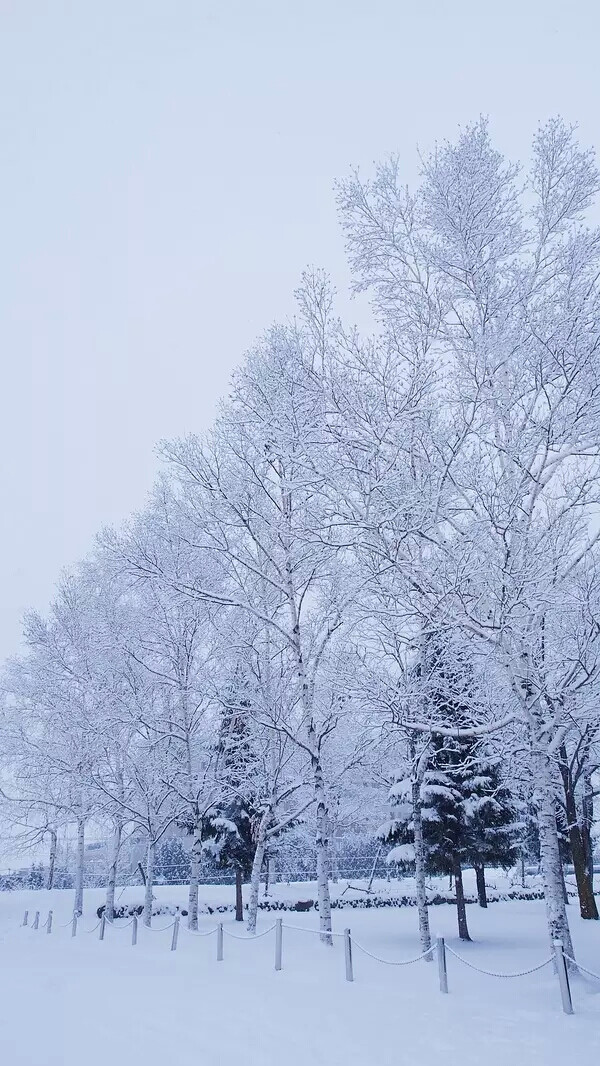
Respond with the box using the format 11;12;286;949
1;119;600;956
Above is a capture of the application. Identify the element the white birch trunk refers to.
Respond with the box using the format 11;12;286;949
313;754;333;944
187;819;202;930
280;475;333;944
247;810;271;934
535;754;575;959
327;815;338;883
143;839;156;927
411;778;431;958
73;819;85;916
46;828;57;891
105;822;122;920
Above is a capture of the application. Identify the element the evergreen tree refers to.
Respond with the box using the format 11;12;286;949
383;643;519;939
27;863;45;890
461;752;519;908
383;736;519;937
202;675;260;919
155;838;191;884
420;733;474;940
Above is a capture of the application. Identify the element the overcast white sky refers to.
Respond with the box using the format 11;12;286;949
1;0;599;660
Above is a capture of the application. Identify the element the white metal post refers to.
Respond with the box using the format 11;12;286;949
436;937;448;993
99;914;106;940
171;916;180;952
46;910;53;934
22;910;28;927
275;918;283;971
132;915;138;946
217;922;224;961
33;911;39;930
344;928;354;982
553;940;574;1015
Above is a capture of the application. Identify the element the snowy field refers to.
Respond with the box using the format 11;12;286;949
0;885;599;1066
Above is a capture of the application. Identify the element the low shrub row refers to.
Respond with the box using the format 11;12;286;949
97;884;572;920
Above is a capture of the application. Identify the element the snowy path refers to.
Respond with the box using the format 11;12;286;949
0;891;598;1065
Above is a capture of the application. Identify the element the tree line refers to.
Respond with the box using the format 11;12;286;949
1;119;600;956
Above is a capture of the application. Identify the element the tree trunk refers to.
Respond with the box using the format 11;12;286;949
283;559;332;944
235;866;243;922
453;856;471;941
328;816;338;884
247;810;270;933
560;860;569;904
535;762;575;958
411;777;431;958
568;825;597;918
188;818;202;930
143;839;155;927
583;773;595;892
558;743;597;919
46;828;57;891
583;822;595;895
264;854;271;897
313;752;333;944
73;819;85;916
474;863;487;908
105;822;122;920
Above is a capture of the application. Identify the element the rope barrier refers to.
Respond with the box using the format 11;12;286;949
281;923;345;937
142;920;177;933
351;940;434;966
80;920;102;934
445;946;554;978
248;925;278;939
181;925;218;937
563;953;600;982
18;910;583;992
223;924;276;940
105;917;137;929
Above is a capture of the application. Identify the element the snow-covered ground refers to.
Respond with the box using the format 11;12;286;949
1;883;599;1066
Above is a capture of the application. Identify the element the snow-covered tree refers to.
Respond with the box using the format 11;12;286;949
338;117;600;959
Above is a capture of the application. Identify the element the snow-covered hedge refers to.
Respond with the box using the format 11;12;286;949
97;883;576;919
97;898;317;919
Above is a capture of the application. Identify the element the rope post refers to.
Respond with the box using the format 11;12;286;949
33;911;39;931
217;922;224;962
46;910;53;934
22;910;28;927
71;913;78;938
131;915;138;946
171;916;180;952
344;927;354;983
275;918;283;971
99;913;106;941
553;940;574;1015
436;937;448;994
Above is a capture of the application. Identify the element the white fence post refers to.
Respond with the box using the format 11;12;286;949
46;910;53;934
344;928;354;982
217;922;224;962
22;910;28;927
99;914;106;941
131;915;138;946
275;919;282;971
33;911;39;931
71;913;78;938
553;940;574;1015
436;937;448;993
171;916;180;952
